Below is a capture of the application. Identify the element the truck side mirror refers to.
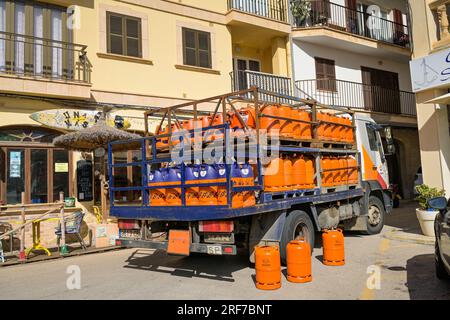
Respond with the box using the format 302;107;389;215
384;126;395;155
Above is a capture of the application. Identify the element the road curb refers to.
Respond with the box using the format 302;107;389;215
382;229;434;246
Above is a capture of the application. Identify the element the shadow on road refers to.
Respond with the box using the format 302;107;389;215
406;254;450;300
386;201;423;236
123;249;250;282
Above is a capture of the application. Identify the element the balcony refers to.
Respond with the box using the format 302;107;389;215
226;0;291;34
230;70;293;102
291;1;411;60
296;79;416;116
0;31;91;99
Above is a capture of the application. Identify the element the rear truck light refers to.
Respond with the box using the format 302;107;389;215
223;246;234;254
199;220;234;233
115;240;122;246
118;219;140;229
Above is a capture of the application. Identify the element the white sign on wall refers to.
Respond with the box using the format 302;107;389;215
410;48;450;92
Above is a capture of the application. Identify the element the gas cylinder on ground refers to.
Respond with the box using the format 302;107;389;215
263;157;285;191
322;229;345;266
165;166;182;206
286;239;312;283
241;163;256;207
255;245;282;290
149;169;166;206
199;164;218;205
185;165;200;206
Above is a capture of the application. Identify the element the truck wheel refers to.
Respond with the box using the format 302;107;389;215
436;243;450;280
280;210;315;264
364;196;385;235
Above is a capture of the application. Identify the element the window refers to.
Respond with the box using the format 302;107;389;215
107;12;142;58
366;124;379;152
182;28;211;68
315;57;336;91
0;127;72;205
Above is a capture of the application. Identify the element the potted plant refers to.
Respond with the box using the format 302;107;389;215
291;0;311;27
414;184;445;237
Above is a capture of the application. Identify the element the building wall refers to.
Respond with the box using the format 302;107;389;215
292;41;413;91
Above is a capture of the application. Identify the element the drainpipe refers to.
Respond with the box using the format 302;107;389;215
287;0;298;97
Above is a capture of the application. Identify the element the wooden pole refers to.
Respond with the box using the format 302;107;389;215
101;154;108;223
19;192;26;261
59;192;68;255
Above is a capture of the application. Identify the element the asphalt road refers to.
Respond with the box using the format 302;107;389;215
0;202;449;300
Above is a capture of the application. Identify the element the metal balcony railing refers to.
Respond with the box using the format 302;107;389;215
0;31;91;83
230;70;293;102
296;78;417;116
291;0;410;48
228;0;289;23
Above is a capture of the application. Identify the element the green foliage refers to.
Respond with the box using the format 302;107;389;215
291;0;311;26
414;184;446;210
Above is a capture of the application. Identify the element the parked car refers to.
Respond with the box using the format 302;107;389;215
428;197;450;280
413;167;423;196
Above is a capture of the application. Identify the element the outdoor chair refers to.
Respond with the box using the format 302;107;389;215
55;211;87;250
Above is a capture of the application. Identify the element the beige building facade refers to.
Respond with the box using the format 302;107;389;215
409;0;450;194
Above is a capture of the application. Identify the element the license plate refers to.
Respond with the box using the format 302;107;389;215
120;229;140;239
207;245;222;255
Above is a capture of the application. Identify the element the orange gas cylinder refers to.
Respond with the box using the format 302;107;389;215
347;156;358;184
165;167;182;206
331;157;341;186
344;118;354;143
305;157;315;188
322;229;345;266
155;125;169;149
181;119;195;145
185;165;200;206
324;113;333;141
167;123;182;146
260;104;281;135
321;157;333;187
316;112;326;139
278;105;293;138
291;109;301;139
241;164;256;207
329;115;339;142
198;165;219;206
263;157;285;191
231;163;244;208
283;156;294;190
239;107;257;129
211;113;224;141
299;111;312;139
292;156;306;188
149;169;166;206
286;239;312;283
339;157;347;185
255;245;282;290
337;117;346;143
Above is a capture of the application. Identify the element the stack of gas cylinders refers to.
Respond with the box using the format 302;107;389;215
263;155;315;192
155;114;224;149
316;112;354;143
320;156;359;187
229;104;313;139
148;163;256;208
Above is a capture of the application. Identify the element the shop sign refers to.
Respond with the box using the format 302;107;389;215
55;163;69;173
410;48;450;92
76;160;93;202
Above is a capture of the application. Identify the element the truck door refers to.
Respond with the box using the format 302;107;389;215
358;119;389;189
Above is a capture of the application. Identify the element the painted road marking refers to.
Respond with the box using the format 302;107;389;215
360;238;390;300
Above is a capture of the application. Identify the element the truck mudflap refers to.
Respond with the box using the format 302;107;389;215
116;238;237;255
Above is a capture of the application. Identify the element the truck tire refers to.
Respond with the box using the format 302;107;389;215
364;196;385;235
280;210;315;264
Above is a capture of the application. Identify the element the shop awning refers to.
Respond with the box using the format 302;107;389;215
425;92;450;104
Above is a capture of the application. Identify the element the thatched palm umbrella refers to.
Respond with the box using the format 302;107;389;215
53;120;141;222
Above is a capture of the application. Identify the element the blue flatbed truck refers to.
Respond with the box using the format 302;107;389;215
108;88;393;262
